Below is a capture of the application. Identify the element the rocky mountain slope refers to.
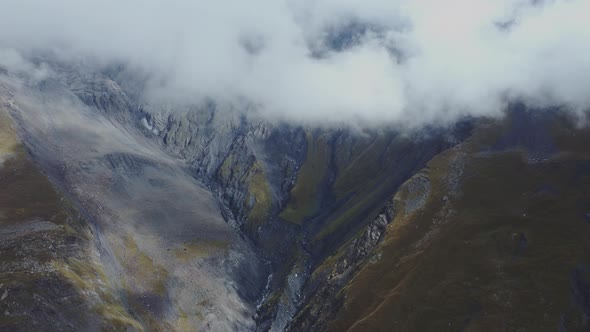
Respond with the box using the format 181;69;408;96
1;69;265;331
0;106;124;330
1;61;590;331
289;108;590;331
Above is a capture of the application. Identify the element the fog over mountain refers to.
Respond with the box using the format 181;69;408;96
1;0;589;125
4;1;590;331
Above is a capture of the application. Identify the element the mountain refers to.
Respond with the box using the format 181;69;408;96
1;61;590;331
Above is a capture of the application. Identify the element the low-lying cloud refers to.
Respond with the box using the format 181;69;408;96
0;0;589;125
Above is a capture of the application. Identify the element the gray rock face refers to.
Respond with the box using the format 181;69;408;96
287;200;397;331
1;67;267;330
98;69;461;330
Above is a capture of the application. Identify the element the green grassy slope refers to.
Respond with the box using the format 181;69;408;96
280;131;330;225
279;128;449;246
324;116;590;331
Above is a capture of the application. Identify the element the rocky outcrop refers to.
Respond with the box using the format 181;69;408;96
100;68;470;330
288;199;397;331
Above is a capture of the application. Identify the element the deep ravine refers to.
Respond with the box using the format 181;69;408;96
4;60;590;331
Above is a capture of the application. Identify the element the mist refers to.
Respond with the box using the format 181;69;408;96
0;0;589;125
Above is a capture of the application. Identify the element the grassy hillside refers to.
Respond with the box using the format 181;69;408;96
318;113;590;331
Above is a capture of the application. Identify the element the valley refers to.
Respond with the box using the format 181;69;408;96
1;63;590;331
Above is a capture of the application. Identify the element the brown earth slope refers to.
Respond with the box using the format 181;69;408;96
291;111;590;331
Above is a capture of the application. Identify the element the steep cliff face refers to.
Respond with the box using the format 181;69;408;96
108;74;470;329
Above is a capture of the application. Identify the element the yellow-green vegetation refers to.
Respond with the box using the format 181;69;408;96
315;134;407;240
280;131;330;224
315;185;388;240
96;302;145;331
324;122;590;331
53;258;107;291
174;311;193;332
332;134;391;198
55;257;144;330
0;109;18;155
218;153;235;179
247;161;272;225
218;152;272;227
108;234;178;331
174;239;229;261
0;110;70;228
172;300;207;331
114;235;169;296
0;108;142;330
308;224;372;283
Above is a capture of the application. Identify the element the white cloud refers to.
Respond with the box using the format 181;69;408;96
0;0;588;125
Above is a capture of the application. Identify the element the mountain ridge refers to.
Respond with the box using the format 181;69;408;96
2;62;590;331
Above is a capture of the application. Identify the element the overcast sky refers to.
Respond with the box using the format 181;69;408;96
0;0;589;125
